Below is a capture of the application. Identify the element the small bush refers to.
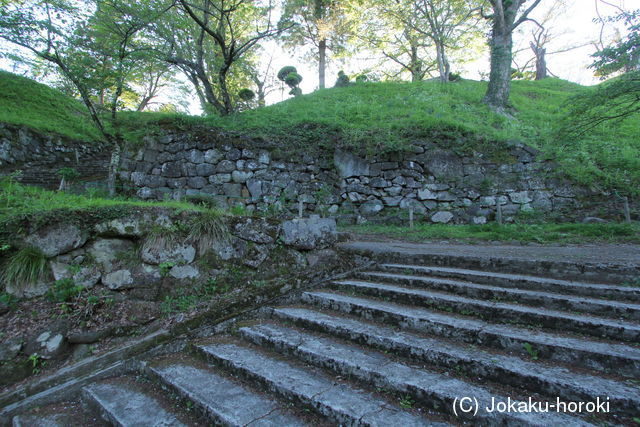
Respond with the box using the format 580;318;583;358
46;278;85;303
1;246;49;292
184;194;221;209
0;292;18;309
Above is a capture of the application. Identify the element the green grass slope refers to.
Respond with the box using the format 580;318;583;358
0;70;99;142
1;71;638;194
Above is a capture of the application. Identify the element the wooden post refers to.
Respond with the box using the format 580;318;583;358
409;207;414;229
623;196;631;223
496;198;503;225
298;199;303;218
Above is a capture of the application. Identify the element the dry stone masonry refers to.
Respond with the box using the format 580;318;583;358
0;124;109;189
120;131;589;224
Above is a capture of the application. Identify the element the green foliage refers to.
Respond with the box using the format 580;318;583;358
160;276;231;314
399;395;415;408
28;353;45;374
159;262;175;278
343;222;640;244
183;194;221;209
334;70;350;87
238;88;255;101
278;66;303;97
45;278;85;303
523;342;539;361
0;292;18;309
57;167;81;182
591;9;640;77
1;246;48;292
277;66;298;81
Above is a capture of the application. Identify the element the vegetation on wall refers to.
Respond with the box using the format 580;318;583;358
1;69;639;195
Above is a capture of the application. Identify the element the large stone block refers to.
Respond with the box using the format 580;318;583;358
141;242;196;265
281;217;337;250
334;150;370;178
217;160;236;173
421;149;464;179
25;223;87;257
87;238;135;272
204;148;223;164
431;211;454;223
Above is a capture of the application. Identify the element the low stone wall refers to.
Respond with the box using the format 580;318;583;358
0;208;343;387
120;131;591;224
0;124;101;168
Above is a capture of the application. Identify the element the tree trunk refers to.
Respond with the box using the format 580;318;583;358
484;25;513;111
257;82;266;107
107;143;121;198
218;67;233;115
531;42;547;80
435;41;450;82
319;38;327;89
410;44;422;82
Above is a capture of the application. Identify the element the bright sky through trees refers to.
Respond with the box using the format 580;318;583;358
0;0;631;114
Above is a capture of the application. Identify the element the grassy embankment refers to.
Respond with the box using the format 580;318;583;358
1;70;637;195
341;222;640;244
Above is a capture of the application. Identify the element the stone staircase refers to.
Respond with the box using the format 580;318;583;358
9;260;640;426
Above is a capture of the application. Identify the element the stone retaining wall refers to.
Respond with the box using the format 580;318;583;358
0;124;101;167
120;131;590;224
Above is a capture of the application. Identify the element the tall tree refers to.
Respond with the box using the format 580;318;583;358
511;0;588;81
591;7;640;75
170;0;288;115
412;0;483;82
356;0;483;83
355;0;436;82
280;0;353;89
0;0;168;195
481;0;543;112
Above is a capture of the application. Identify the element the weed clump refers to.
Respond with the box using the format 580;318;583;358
1;246;49;292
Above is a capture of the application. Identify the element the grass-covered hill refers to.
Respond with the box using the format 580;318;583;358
0;70;100;142
1;70;638;194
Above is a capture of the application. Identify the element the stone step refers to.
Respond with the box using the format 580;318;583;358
240;323;597;426
12;412;101;427
339;241;640;283
270;307;640;417
196;342;446;426
378;264;640;302
356;271;640;321
328;280;640;342
82;380;187;426
147;361;308;426
300;291;640;377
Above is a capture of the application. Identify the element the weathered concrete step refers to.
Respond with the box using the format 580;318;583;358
12;412;100;427
340;241;640;283
240;323;595;426
270;307;640;417
147;362;307;426
329;280;640;342
196;342;446;426
378;264;640;302
356;271;640;321
82;380;187;426
301;291;640;377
